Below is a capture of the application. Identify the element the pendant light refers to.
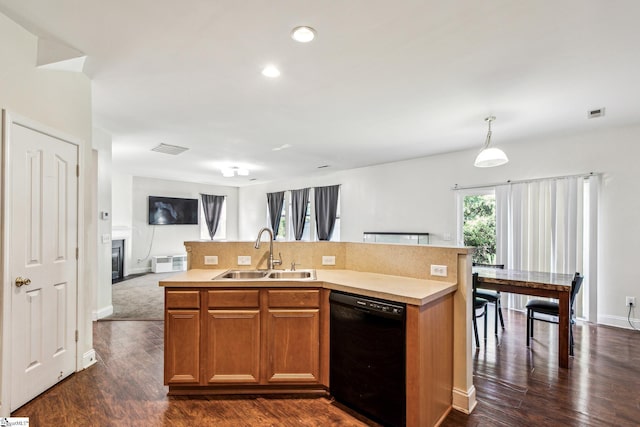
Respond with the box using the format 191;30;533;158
474;116;508;168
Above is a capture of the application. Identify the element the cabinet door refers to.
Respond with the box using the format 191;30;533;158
266;309;320;383
205;309;261;384
165;309;200;385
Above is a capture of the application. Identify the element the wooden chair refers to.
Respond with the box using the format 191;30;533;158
472;263;505;334
472;273;488;347
526;272;584;356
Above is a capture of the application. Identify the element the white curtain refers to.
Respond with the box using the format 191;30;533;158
495;177;585;309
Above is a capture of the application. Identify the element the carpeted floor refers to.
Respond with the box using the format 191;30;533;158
103;272;175;320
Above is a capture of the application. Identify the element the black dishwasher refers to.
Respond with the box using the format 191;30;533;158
329;291;406;427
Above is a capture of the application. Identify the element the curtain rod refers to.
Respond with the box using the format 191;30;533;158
452;172;599;191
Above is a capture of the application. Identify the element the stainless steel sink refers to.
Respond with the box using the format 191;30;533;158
213;269;316;280
214;270;269;280
267;269;316;280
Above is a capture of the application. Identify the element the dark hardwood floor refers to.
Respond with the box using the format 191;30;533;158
12;320;378;426
443;308;640;427
12;309;640;426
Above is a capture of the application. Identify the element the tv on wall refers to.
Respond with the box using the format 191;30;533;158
148;196;199;225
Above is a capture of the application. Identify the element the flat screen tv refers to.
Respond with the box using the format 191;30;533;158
148;196;199;225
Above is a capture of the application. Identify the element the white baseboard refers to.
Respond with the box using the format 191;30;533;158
94;305;113;320
129;267;152;275
452;385;477;414
597;314;640;330
82;349;97;369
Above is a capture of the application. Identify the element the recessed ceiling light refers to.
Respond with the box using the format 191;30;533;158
262;64;280;78
291;26;316;43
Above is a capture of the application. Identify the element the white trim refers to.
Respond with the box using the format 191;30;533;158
129;267;152;275
452;385;477;414
0;110;11;416
94;305;114;321
82;350;97;369
598;314;640;330
0;110;89;415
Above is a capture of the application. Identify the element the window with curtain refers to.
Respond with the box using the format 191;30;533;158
266;191;285;239
199;195;226;240
314;185;340;240
264;185;341;241
290;188;310;240
494;176;598;318
456;174;598;320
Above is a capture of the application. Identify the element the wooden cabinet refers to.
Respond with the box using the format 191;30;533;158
164;290;200;385
204;290;260;384
165;287;327;393
266;290;320;383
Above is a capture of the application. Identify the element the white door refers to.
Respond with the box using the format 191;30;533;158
8;120;78;410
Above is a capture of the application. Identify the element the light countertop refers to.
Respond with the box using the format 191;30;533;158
159;268;457;306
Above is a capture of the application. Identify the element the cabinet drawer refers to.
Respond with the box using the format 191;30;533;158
208;290;260;308
268;289;320;308
166;290;200;309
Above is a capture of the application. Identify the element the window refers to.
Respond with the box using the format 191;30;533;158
463;193;496;264
200;198;226;240
267;188;340;241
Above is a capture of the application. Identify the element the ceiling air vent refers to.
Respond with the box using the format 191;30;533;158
151;143;189;155
588;108;605;119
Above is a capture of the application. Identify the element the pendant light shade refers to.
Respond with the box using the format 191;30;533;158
474;116;508;168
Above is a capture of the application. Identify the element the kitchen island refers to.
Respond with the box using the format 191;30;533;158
161;269;455;426
160;240;475;427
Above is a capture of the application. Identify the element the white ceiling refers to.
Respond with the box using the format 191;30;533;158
1;1;639;186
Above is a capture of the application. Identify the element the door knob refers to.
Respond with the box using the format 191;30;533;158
15;277;31;287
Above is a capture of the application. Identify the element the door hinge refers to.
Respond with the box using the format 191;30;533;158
76;248;79;260
75;330;79;342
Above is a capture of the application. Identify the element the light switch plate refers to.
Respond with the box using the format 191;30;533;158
204;256;219;265
322;255;336;266
430;264;447;277
237;256;251;266
101;234;111;244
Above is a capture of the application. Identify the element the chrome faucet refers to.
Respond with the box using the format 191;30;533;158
254;227;282;270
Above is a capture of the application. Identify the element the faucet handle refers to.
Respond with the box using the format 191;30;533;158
290;260;297;271
273;252;283;267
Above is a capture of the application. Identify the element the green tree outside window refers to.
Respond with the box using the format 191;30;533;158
463;195;496;264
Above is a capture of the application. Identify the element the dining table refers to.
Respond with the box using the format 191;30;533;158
473;267;576;368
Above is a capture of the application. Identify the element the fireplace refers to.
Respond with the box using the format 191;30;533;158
112;239;125;283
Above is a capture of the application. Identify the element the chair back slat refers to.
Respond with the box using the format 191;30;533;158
570;272;584;307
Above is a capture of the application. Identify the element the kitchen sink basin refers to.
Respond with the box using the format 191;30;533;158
214;270;269;280
213;269;316;280
267;269;316;280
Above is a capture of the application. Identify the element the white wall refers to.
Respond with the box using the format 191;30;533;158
239;123;640;329
93;128;113;319
129;176;239;274
0;11;93;415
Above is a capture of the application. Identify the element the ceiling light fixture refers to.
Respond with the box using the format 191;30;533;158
291;26;316;43
221;166;249;177
261;64;280;78
474;116;509;168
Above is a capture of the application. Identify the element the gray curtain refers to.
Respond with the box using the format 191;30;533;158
200;194;225;239
314;185;340;240
266;191;285;237
291;188;309;240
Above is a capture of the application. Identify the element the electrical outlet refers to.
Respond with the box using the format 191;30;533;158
204;256;218;265
626;296;635;307
322;256;336;266
237;256;251;266
430;264;447;277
